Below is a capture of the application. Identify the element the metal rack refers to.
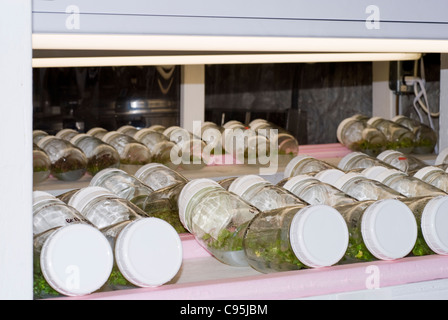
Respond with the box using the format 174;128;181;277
1;0;448;299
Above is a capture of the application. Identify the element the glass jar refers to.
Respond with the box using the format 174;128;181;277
377;150;428;175
334;199;417;263
70;134;120;176
101;131;152;166
284;155;338;179
90;168;187;234
392;115;437;154
250;120;299;156
201;122;224;157
332;173;405;201
32;191;114;298
337;151;394;172
33;144;51;184
90;168;154;201
117;125;139;137
414;166;448;193
134;163;188;191
37;136;88;181
367;117;415;153
86;127;108;140
228;175;306;212
372;169;446;198
243;204;349;273
282;175;358;207
400;195;448;256
68;186;183;288
33;130;49;144
178;179;260;267
337;116;387;156
133;128;178;168
56;128;79;142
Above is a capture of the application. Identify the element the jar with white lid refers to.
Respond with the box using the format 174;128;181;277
37;135;88;181
371;169;446;198
337;151;394;172
178;179;260;267
221;127;271;165
32;191;114;298
250;120;299;156
284;155;338;179
101;131;152;166
68;186;183;288
33;144;51;184
117;125;139;137
414;166;448;193
314;168;346;186
243;204;349;273
133;128;178;168
70;134;120;176
86;127;108;140
90;168;153;201
283;175;358;207
337;116;387;156
334;199;417;263
399;195;448;256
332;173;405;201
367;117;415;153
223;120;245;129
55;128;79;142
392;115;437;154
377;150;428;174
147;124;165;133
33;130;49;144
228;175;306;212
134;163;188;191
201;122;225;157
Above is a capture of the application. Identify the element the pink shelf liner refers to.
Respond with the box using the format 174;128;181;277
57;233;448;300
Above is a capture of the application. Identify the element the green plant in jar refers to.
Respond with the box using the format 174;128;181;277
243;204;349;273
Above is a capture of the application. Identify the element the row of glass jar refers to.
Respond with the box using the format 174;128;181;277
282;154;448;258
33;162;192;299
337;114;438;156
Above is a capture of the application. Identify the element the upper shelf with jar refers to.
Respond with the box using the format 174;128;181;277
31;0;448;67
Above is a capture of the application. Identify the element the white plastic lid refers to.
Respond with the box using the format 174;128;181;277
289;205;349;268
315;169;346;186
377;149;403;161
336;117;358;144
391;115;407;122
86;127;107;136
101;131;121;143
361;166;390;180
366;116;383;126
375;169;406;183
421;196;448;255
134;163;169;179
361;199;417;260
114;218;183;287
117;125;136;133
178;179;222;232
333;172;365;190
55;128;78;139
435;147;448;165
69;133;90;145
89;167;128;187
33;191;58;206
337;152;366;170
68;186;116;214
228;175;269;197
36;135;57;148
163;126;182;137
249;119;268;128
414;166;445;181
133;128;154;141
282;175;319;192
284;155;314;179
40;224;114;296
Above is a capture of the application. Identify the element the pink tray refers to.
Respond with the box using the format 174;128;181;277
55;233;448;300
